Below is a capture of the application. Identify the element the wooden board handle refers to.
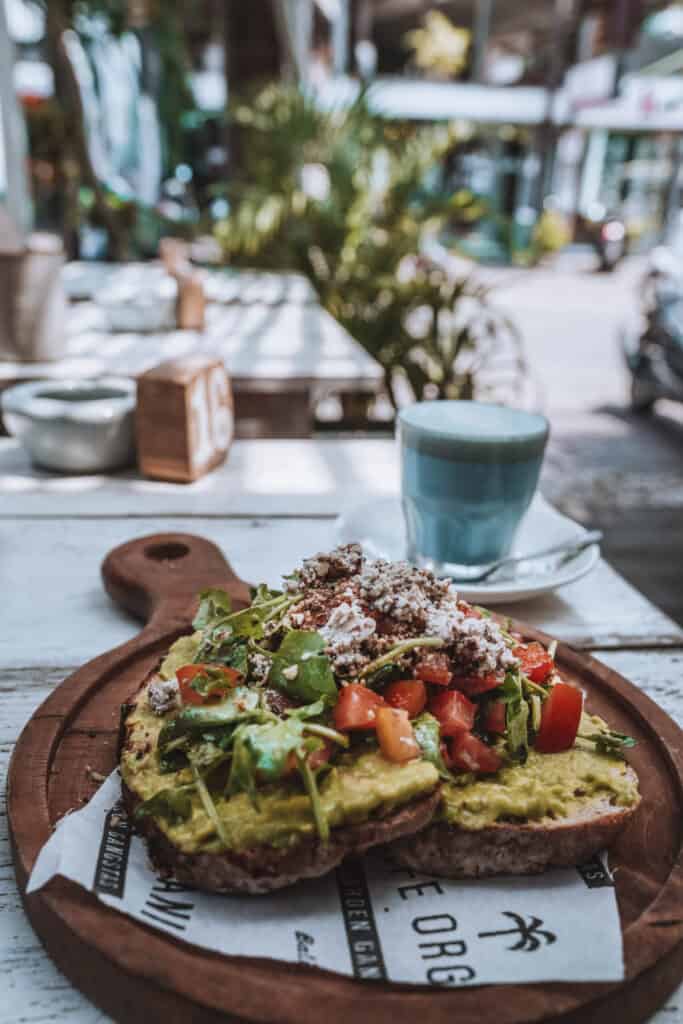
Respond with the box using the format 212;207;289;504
101;532;251;628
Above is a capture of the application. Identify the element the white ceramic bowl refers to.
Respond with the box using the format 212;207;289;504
1;377;137;473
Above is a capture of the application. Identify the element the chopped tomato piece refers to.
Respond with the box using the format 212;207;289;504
375;707;420;763
429;690;475;737
384;679;427;718
452;673;502;696
513;641;554;683
450;732;502;774
308;738;334;771
333;684;386;731
485;699;507;735
457;601;483;619
535;682;583;753
414;653;452;686
176;663;241;706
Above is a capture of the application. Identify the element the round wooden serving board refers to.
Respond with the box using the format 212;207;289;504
7;533;683;1024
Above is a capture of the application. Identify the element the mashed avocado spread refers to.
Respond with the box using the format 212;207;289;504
121;679;438;854
441;717;639;831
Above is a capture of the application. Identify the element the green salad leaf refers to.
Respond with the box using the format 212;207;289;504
158;686;261;747
227;718;306;803
412;712;452;781
193;589;232;630
296;750;329;841
498;670;530;763
580;729;637;759
267;630;337;703
251;583;284;605
135;786;194;825
285;698;328;720
189;666;242;698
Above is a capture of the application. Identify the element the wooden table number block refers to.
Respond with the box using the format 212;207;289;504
136;356;234;482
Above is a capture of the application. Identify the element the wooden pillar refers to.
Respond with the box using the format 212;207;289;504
471;0;494;83
0;0;31;238
224;0;282;94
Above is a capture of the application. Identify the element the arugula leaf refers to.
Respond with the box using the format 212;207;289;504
362;662;405;690
412;713;452;781
244;719;305;779
251;583;283;605
191;763;230;845
227;719;305;803
278;630;326;659
227;727;260;807
268;630;337;703
286;698;327;720
581;730;636;759
158;686;261;746
296;751;330;842
501;670;530;763
187;740;229;773
135;787;194;825
193;589;232;630
360;637;444;679
189;666;241;698
158;740;190;774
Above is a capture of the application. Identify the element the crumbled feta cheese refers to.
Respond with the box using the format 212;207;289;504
318;600;376;674
296;543;364;588
320;600;376;646
249;652;272;683
282;547;516;680
147;677;180;716
282;664;299;680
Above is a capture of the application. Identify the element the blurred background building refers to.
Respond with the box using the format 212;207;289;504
1;0;683;265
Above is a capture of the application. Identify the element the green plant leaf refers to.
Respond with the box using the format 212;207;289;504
193;589;232;630
286;698;328;720
135;787;194;825
412;712;452;781
267;630;337;703
227;718;305;803
158;686;261;746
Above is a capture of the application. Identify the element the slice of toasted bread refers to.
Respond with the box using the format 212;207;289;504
123;781;440;894
119;673;441;894
390;777;640;878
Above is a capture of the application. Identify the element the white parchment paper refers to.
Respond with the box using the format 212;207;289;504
28;772;624;987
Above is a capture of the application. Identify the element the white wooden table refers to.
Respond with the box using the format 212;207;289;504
1;437;682;1023
0;264;383;438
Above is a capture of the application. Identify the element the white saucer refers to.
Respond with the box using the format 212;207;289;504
334;493;600;605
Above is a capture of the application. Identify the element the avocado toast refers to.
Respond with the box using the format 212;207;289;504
120;543;640;893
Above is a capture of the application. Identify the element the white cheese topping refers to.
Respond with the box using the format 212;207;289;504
320;600;376;647
147;677;181;716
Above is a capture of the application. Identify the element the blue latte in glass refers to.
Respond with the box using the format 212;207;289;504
399;401;549;578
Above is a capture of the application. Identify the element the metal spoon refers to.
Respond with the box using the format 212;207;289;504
449;530;603;584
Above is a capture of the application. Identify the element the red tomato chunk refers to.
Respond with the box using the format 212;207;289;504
177;663;241;706
375;707;420;763
485;699;507;735
513;641;554;683
449;732;502;774
333;684;386;731
452;673;501;697
429;690;475;737
535;681;583;753
414;654;453;686
384;680;427;718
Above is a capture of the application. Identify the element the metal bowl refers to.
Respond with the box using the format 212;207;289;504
1;378;137;473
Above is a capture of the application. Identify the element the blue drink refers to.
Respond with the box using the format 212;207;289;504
399;401;549;578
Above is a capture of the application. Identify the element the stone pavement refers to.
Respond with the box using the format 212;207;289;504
488;256;683;626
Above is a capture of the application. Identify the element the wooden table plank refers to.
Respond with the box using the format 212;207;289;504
0;438;399;517
0;301;383;394
1;516;681;671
